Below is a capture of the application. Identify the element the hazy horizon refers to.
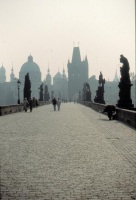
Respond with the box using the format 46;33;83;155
0;0;135;82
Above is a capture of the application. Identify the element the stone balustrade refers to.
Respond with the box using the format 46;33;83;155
0;101;51;116
79;101;136;129
0;104;24;116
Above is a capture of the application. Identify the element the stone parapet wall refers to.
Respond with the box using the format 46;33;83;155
0;101;50;116
116;108;136;129
79;101;136;129
0;105;24;116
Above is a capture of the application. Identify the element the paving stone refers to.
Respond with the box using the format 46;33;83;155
0;103;136;200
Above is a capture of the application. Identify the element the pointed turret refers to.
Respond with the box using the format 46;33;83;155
10;66;15;82
11;66;13;73
28;55;33;62
1;63;5;72
72;47;81;64
47;67;50;74
0;64;6;83
62;68;67;79
113;69;119;82
85;55;88;64
45;65;52;89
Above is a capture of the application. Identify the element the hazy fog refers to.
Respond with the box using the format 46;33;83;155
0;0;135;81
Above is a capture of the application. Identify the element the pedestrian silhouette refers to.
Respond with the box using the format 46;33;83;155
29;98;33;112
52;97;57;111
57;98;61;111
35;99;38;107
23;97;28;112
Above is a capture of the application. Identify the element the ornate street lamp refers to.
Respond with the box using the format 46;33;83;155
17;79;21;104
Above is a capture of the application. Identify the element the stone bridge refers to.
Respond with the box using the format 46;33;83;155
0;103;136;200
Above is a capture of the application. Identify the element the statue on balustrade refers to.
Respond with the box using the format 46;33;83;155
116;55;134;109
44;85;50;101
82;82;91;102
94;71;105;104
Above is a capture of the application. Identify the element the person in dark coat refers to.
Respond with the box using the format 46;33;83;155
32;97;36;108
102;105;116;120
29;98;33;112
35;99;38;107
52;97;57;111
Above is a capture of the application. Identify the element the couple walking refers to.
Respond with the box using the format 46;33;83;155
23;97;35;112
52;98;61;111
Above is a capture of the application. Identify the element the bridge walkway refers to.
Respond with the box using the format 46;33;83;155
0;103;136;200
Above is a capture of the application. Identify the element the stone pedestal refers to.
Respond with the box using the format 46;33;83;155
117;83;134;109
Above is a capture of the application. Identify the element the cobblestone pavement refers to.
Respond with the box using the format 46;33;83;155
0;103;136;200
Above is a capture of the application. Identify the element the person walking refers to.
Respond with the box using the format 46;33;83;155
29;98;33;112
57;98;61;111
23;97;28;112
35;99;38;107
32;97;36;108
52;97;57;111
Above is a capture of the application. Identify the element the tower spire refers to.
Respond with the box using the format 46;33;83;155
113;68;119;82
72;47;81;64
11;61;14;72
10;62;15;82
47;62;50;74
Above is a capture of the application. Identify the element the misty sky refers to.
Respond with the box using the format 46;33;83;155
0;0;135;82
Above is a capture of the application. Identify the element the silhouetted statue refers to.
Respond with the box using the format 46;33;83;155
94;71;105;104
99;72;103;85
44;85;50;101
82;82;91;102
120;55;130;79
117;55;134;109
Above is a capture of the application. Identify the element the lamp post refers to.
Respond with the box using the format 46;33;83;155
17;79;21;104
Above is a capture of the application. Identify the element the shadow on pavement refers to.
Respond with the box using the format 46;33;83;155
98;118;110;121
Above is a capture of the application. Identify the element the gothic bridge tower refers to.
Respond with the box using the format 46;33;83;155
67;47;88;100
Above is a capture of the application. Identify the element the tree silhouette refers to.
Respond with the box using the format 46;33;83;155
39;83;43;101
24;73;31;100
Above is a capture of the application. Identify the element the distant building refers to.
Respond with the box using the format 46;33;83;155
0;65;6;83
19;55;42;99
61;68;68;100
113;69;119;82
43;67;52;98
0;49;135;107
53;69;68;100
67;47;88;100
